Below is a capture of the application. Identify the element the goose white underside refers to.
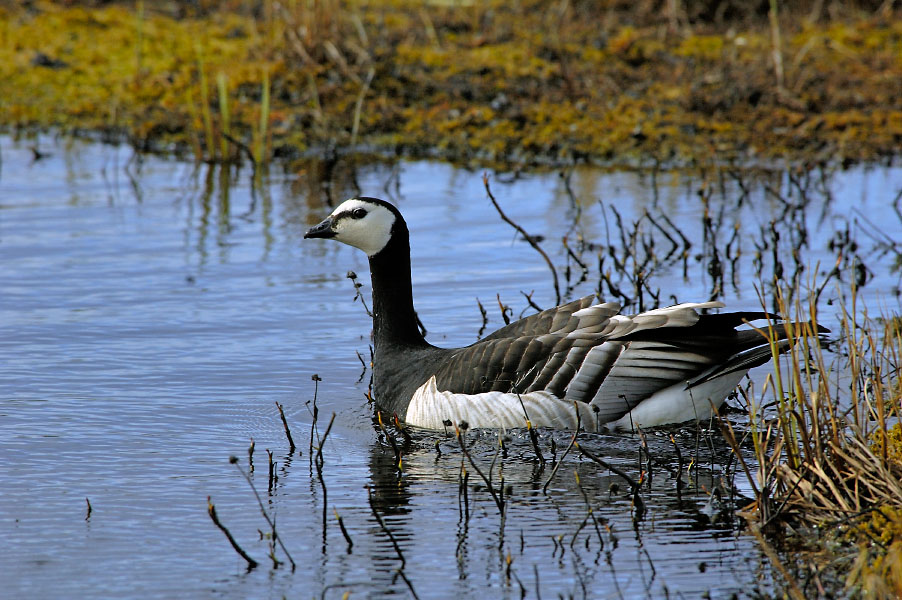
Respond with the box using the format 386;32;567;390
406;376;595;430
405;371;746;432
605;370;745;430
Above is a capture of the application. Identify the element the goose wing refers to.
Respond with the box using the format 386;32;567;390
430;295;616;394
572;312;783;422
429;300;771;423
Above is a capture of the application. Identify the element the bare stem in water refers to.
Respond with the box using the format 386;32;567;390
207;495;258;570
230;457;296;570
275;401;296;453
484;174;561;305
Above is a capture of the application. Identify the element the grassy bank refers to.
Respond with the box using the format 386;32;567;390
2;1;902;167
715;288;902;598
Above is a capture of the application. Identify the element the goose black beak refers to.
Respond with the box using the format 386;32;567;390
304;217;336;239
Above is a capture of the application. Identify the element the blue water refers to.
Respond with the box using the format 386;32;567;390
1;134;900;598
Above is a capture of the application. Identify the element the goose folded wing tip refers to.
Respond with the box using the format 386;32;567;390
687;340;791;385
747;319;831;340
629;314;668;328
702;301;726;309
572;302;620;318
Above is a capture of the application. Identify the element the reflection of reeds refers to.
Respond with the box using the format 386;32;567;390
195;43;216;161
454;426;509;548
571;470;607;551
542;406;581;493
266;449;276;494
216;72;231;161
367;484;407;569
314;411;336;535
376;411;404;470
334;508;354;553
456;425;506;516
578;442;646;522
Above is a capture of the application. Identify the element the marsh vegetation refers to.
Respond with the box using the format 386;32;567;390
2;1;902;166
2;1;902;598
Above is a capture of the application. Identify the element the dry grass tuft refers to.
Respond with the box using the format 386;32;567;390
721;281;902;598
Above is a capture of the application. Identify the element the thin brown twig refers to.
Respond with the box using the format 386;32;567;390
455;426;505;514
334;508;354;553
308;374;322;467
496;293;512;325
315;413;337;534
577;442;646;520
207;495;258;569
275;401;296;453
542;403;581;494
231;457;296;570
483;174;561;304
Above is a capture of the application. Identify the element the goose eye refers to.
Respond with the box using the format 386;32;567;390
351;208;367;219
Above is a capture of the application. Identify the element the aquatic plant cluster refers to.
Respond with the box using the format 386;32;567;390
478;167;902;597
2;0;902;166
212;371;770;597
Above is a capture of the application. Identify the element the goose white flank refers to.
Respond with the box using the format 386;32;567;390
305;197;816;431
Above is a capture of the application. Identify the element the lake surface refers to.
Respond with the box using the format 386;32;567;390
2;134;901;599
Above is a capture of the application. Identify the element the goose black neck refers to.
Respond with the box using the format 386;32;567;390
368;224;427;348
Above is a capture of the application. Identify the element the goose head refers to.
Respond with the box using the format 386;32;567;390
304;197;403;257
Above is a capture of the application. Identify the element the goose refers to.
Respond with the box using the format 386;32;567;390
305;197;803;431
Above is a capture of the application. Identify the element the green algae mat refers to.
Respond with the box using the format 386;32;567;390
2;1;901;167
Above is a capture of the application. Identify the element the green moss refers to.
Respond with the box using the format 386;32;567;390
674;35;725;60
846;506;902;598
870;422;902;466
2;2;902;166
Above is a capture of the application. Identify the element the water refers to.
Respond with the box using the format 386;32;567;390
1;134;901;598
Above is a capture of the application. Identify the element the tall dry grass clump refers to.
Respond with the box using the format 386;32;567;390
720;282;902;598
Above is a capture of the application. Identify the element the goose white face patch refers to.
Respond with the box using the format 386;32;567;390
329;199;396;256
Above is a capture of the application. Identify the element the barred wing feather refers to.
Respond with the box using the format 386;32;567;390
429;299;771;425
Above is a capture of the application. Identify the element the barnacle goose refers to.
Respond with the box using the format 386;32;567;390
305;197;803;431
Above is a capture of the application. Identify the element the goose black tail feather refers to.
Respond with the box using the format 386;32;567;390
688;320;829;387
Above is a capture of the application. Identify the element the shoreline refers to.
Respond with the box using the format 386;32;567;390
2;2;901;169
